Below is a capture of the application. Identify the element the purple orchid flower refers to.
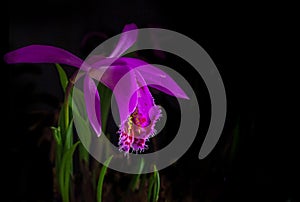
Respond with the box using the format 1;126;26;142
4;23;189;154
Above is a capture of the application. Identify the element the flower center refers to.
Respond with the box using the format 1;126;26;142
131;107;150;128
118;102;162;154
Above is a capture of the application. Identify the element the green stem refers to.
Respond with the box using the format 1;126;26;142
63;71;78;127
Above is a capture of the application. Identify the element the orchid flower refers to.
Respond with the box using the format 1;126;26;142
4;23;189;154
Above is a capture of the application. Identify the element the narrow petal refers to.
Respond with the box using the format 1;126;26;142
108;23;138;58
4;45;83;68
84;75;102;136
119;57;189;99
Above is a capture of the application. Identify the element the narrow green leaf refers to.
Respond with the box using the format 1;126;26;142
72;99;92;162
71;87;95;163
71;87;87;121
51;126;62;145
147;175;155;202
97;155;113;202
153;165;160;202
153;180;157;202
58;102;67;141
55;63;68;93
58;95;71;145
52;126;63;182
130;158;145;191
147;166;160;202
97;82;112;134
59;141;80;202
64;120;74;152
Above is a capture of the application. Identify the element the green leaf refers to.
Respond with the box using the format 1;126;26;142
153;165;160;202
59;141;80;202
147;175;155;202
58;94;71;145
55;63;68;93
51;126;63;177
147;165;160;202
72;98;92;162
64;120;74;152
97;155;113;202
71;87;88;121
97;82;112;134
130;158;145;191
51;126;62;145
58;101;67;140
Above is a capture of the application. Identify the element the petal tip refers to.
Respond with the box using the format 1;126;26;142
3;51;17;64
181;94;190;100
123;23;138;32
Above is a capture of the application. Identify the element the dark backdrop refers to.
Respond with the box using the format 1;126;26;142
2;1;297;202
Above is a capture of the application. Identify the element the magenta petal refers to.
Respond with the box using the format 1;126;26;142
134;71;155;114
89;65;127;90
112;73;138;124
84;75;102;137
88;64;138;124
4;45;83;68
120;57;189;99
109;68;138;125
108;23;138;58
122;23;138;32
86;54;106;66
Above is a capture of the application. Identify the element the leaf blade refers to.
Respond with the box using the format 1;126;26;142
55;63;68;93
97;155;113;202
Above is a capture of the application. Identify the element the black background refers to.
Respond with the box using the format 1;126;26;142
2;1;297;201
